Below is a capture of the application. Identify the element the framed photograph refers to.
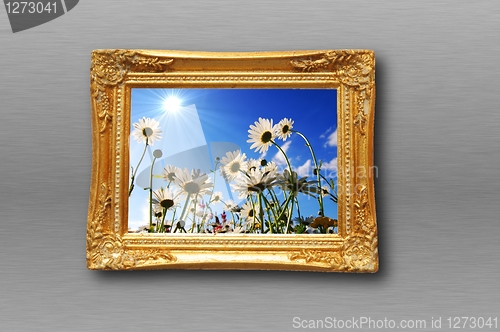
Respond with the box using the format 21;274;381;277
87;49;378;272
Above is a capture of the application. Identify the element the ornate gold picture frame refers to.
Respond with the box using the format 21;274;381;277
87;49;378;272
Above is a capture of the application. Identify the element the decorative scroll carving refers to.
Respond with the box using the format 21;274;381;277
289;237;377;272
90;50;174;133
343;235;377;272
86;184;177;270
353;186;374;234
353;91;368;135
291;50;374;98
96;92;111;133
86;184;111;268
289;249;345;270
344;185;378;271
89;234;177;270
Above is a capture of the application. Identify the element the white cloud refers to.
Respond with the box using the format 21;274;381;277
320;126;333;139
321;157;338;177
272;140;292;167
324;129;337;147
295;159;312;178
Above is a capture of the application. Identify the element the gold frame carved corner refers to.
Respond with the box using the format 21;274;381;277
86;184;177;270
90;50;174;134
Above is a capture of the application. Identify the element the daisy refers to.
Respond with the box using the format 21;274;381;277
220;150;247;181
240;201;259;223
277;170;317;197
174;167;213;197
136;224;150;233
153;206;164;219
223;199;239;212
240;202;262;231
152;187;179;211
321;185;330;197
247;118;277;154
191;168;203;179
294;216;315;225
210;191;223;203
263;161;278;173
231;167;278;199
246;158;261;172
189;203;205;218
232;226;247;233
162;164;178;182
275;118;294;141
131;117;162;146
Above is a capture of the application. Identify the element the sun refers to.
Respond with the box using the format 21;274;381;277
163;96;182;113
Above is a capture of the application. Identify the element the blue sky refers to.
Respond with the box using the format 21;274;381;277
128;88;338;230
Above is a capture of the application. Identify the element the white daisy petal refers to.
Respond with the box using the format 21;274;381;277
162;164;178;182
246;158;261;172
220;150;247;181
131;117;162;146
174;168;213;197
223;199;238;212
240;201;259;222
151;187;180;212
231;167;278;199
211;191;223;203
275;118;294;141
321;185;330;197
247;118;277;154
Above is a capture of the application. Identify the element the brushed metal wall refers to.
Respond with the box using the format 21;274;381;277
0;1;498;330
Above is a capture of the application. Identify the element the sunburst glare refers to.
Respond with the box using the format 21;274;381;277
163;96;182;113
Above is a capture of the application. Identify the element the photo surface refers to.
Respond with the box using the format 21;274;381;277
128;88;338;234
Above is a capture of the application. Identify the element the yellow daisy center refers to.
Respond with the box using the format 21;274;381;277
143;127;153;137
230;162;241;173
160;199;174;209
260;131;272;143
184;182;201;194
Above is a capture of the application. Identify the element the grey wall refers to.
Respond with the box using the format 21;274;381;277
0;1;498;331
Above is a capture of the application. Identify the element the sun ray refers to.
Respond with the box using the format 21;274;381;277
163;96;182;113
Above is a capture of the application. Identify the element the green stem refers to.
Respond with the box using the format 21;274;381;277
170;208;177;233
329;193;338;203
202;161;219;232
261;194;278;232
294;131;324;216
288;196;302;234
249;195;258;233
190;194;199;233
268;186;280;208
272;140;293;175
295;196;302;219
275;193;293;231
285;197;295;234
221;200;236;225
175;195;191;233
149;156;157;232
270;141;300;224
160;207;167;233
258;193;265;233
129;138;148;196
206;160;219;204
318;173;338;203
